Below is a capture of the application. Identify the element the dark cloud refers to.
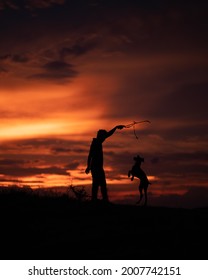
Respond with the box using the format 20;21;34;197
0;0;207;85
65;162;80;170
2;138;84;150
160;152;208;163
0;0;19;10
0;177;43;184
0;54;10;60
151;157;160;164
0;53;29;63
51;147;86;155
43;61;73;71
29;60;78;81
0;159;27;165
153;82;208;120
111;185;208;208
150;187;208;208
59;37;99;58
0;0;65;10
153;123;208;141
0;65;7;73
103;149;208;188
0;165;69;177
0;178;20;183
12;54;29;62
25;0;65;9
143;152;208;186
1;0;206;54
0;138;89;174
51;147;71;154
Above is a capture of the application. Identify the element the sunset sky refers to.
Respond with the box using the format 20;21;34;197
0;0;208;207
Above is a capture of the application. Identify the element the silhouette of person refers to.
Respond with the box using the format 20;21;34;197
85;125;125;202
128;155;151;206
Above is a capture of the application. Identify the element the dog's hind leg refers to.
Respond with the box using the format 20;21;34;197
136;187;143;204
144;188;147;206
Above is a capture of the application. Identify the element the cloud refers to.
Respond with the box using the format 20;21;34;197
0;0;65;10
29;60;78;81
0;177;44;184
152;82;208;120
150;187;208;208
59;37;99;58
0;138;90;169
111;184;208;208
13;54;29;63
151;157;160;164
25;0;65;9
0;0;19;10
0;159;27;165
135;151;208;178
43;61;73;71
51;147;72;154
0;165;68;177
0;53;30;63
65;162;80;170
0;65;7;73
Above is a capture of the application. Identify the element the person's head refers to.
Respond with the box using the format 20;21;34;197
133;155;144;163
97;129;107;140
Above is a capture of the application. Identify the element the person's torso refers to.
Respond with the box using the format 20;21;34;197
91;138;104;168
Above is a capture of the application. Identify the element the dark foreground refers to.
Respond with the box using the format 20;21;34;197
0;188;207;260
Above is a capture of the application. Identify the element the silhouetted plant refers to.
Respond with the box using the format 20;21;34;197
69;185;88;201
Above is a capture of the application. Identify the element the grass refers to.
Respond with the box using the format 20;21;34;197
0;186;207;260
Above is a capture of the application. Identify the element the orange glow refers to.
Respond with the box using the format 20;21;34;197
0;121;64;139
0;118;101;140
0;75;119;141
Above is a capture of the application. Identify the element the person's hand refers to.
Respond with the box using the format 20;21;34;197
85;167;90;174
116;125;125;130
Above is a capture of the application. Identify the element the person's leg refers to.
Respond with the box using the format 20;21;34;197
100;170;108;202
91;171;99;201
92;183;98;201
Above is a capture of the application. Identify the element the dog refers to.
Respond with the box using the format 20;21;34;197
128;155;151;206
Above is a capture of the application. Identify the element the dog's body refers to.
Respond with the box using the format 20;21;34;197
128;155;151;206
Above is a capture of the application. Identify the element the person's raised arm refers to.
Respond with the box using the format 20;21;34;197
105;125;125;139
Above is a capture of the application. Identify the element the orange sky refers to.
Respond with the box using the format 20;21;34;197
0;0;208;207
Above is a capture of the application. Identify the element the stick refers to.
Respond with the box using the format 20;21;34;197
124;120;151;128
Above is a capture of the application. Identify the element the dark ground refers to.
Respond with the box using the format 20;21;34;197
0;188;207;260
